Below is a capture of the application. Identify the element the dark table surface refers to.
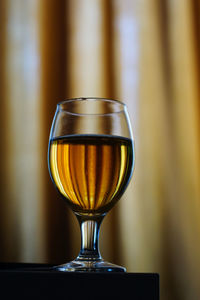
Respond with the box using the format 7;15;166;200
0;263;159;299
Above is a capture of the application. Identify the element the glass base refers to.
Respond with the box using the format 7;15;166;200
53;258;126;272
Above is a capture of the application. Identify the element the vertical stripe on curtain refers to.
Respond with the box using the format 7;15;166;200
39;0;70;264
65;0;117;262
0;0;46;262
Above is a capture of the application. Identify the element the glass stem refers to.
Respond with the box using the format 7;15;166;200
76;215;104;261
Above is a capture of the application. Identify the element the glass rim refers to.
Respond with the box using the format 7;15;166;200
57;97;126;116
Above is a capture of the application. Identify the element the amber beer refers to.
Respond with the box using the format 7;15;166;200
49;134;134;214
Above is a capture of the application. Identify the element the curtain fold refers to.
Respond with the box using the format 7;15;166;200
0;0;46;262
0;0;200;299
39;0;72;264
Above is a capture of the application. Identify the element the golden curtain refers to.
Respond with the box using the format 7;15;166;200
0;0;200;299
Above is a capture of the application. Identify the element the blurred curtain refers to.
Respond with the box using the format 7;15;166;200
0;0;200;300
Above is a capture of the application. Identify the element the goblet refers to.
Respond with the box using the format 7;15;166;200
48;97;135;272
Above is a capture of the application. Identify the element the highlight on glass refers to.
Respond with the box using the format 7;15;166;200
48;97;135;272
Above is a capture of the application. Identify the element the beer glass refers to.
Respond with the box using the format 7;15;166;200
48;98;135;272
